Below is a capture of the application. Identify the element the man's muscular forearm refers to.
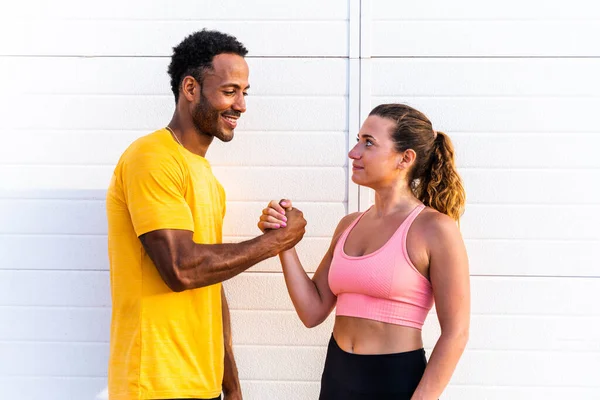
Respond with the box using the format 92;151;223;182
140;209;306;292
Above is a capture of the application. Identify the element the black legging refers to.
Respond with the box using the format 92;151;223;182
319;335;427;400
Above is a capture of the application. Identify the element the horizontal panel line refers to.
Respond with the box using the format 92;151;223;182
0;306;596;318
0;164;347;169
241;380;600;388
2;341;599;355
1;234;598;243
0;234;597;241
373;18;600;22
0;376;106;380
372;95;600;99
229;309;600;318
0;268;109;272
0;374;108;378
2;127;349;133
0;55;352;59
371;56;600;59
0;269;598;279
0;340;107;345
1;166;598;172
11;94;348;99
1;198;597;206
16;18;350;23
0;305;109;309
0;130;348;135
1;199;599;207
469;274;600;279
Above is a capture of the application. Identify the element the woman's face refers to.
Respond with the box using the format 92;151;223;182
348;115;403;188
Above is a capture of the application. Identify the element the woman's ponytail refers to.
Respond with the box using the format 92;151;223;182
415;131;465;221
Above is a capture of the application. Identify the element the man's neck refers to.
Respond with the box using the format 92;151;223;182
167;113;213;157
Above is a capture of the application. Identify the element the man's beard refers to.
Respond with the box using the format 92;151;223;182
192;93;235;143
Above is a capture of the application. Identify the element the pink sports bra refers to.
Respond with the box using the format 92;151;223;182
328;204;434;330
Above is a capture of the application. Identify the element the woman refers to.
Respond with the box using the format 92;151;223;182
258;104;470;399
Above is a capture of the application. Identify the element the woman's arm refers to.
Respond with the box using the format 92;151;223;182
411;213;470;400
258;200;359;328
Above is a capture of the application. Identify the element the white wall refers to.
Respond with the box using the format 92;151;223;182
0;1;599;399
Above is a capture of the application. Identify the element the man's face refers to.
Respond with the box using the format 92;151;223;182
191;53;249;142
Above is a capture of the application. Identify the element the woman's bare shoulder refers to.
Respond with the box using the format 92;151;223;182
330;212;362;245
416;207;461;241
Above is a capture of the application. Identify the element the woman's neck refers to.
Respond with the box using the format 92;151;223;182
371;184;420;217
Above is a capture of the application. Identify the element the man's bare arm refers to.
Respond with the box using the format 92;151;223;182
139;208;306;292
221;287;241;399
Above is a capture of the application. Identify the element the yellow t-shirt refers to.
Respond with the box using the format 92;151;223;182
106;129;226;400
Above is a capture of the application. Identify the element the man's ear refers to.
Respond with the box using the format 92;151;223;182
181;76;198;102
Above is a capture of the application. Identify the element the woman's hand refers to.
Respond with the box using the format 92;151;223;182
257;199;293;232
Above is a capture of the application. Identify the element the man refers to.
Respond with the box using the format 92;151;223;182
106;29;306;400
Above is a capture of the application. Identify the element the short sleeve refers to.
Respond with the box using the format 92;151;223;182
121;148;194;237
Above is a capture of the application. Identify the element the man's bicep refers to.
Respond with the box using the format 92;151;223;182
139;228;195;291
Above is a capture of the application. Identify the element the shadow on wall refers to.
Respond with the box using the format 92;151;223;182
0;188;111;399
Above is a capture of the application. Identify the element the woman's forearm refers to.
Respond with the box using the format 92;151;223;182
411;330;469;400
279;249;329;328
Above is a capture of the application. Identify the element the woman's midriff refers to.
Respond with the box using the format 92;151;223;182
332;315;424;354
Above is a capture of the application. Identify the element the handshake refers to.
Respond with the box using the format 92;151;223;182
257;199;307;253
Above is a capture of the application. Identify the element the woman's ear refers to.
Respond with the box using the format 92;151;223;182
398;149;417;169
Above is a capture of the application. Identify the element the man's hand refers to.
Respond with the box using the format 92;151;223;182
258;199;306;251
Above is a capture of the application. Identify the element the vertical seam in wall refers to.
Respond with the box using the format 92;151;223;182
358;0;373;211
347;0;361;213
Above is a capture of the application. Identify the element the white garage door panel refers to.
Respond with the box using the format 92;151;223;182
0;271;110;307
452;133;600;169
444;386;599;400
3;272;598;316
1;57;348;96
237;346;598;386
209;132;348;168
4;201;595;239
3;235;595;278
0;131;347;167
372;59;600;97
462;170;600;205
370;21;600;57
0;21;348;57
370;97;600;133
0;200;343;237
6;308;595;354
6;0;348;21
461;205;599;241
0;342;108;377
3;96;347;131
0;166;347;202
0;377;106;400
0;234;109;271
225;274;599;316
231;310;599;352
466;239;600;277
372;0;600;20
0;235;330;273
241;381;319;400
0;307;109;342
